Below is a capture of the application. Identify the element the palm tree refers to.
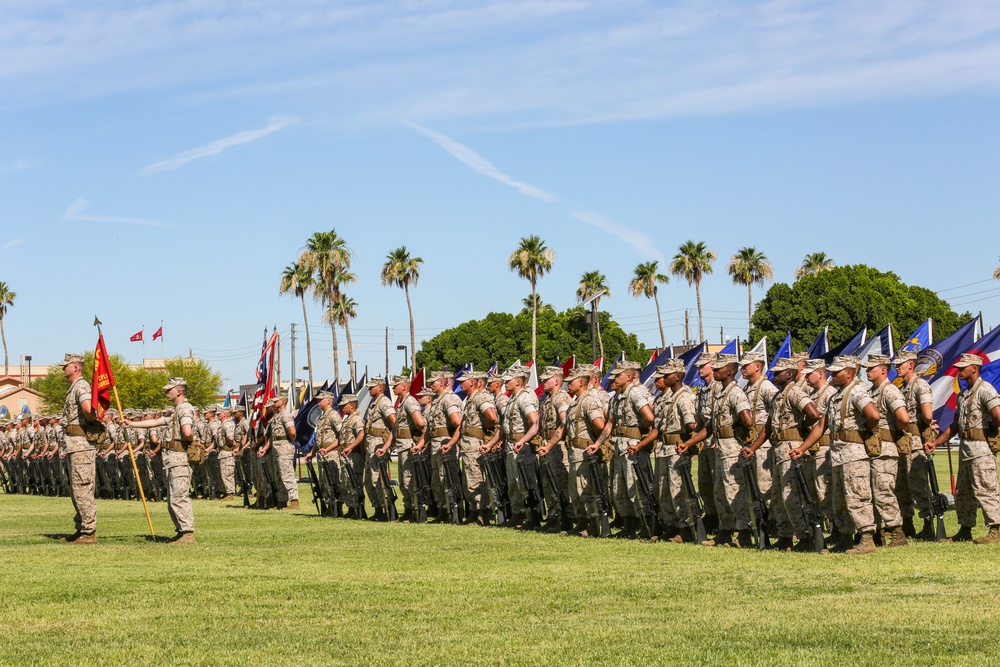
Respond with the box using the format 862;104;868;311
333;270;358;383
670;240;716;343
727;247;774;331
508;235;554;362
795;252;835;279
279;261;315;389
577;271;610;359
993;256;1000;280
380;246;423;368
300;230;352;385
0;282;13;377
628;262;669;349
520;294;554;316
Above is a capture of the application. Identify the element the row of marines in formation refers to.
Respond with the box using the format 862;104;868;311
16;348;1000;551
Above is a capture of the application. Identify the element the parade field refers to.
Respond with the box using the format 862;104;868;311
1;482;998;667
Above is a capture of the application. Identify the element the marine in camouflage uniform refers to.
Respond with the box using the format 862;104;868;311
363;377;397;520
594;360;654;539
798;359;837;530
261;396;299;509
748;358;820;550
678;354;753;547
496;366;540;527
692;352;720;533
893;350;936;539
741;352;778;509
392;376;424;522
557;367;607;535
60;354;98;543
338;394;368;518
456;370;496;524
650;359;698;542
537;366;571;532
416;371;463;522
218;406;237;499
925;353;1000;544
204;405;224;499
309;390;344;513
863;354;909;547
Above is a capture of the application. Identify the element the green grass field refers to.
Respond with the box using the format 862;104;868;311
2;472;999;667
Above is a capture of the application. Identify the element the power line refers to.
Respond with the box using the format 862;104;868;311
936;278;995;294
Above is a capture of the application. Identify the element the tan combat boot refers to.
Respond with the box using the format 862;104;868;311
885;526;909;548
973;525;1000;545
67;532;97;545
846;532;876;555
288;500;300;509
169;532;196;545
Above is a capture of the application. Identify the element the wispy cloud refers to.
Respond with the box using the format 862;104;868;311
407;122;559;202
62;198;171;228
411;123;662;259
0;159;42;173
1;239;27;251
141;115;300;175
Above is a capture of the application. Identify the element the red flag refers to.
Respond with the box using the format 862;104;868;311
408;367;425;397
130;330;143;342
560;355;575;377
152;326;163;340
92;334;114;418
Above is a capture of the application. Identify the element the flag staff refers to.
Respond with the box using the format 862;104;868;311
94;316;156;539
159;320;164;358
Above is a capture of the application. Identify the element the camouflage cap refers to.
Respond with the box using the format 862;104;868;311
162;377;187;392
485;373;504;385
826;355;858;372
892;351;918;365
429;370;454;382
791;352;809;361
770;358;798;373
712;354;739;369
232;404;245;413
696;352;717;367
337;393;358;406
60;353;85;367
502;365;530;381
538;366;564;381
804;359;827;372
566;366;592;382
264;397;278;409
457;370;486;382
316;390;336;401
365;375;386;388
577;364;600;376
608;360;641;376
655;358;686;376
106;408;119;418
953;353;984;368
861;354;892;368
203;404;218;413
739;352;765;367
390;375;411;387
417;387;436;398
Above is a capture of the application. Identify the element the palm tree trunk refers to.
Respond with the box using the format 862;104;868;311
329;304;340;387
405;283;416;372
695;280;705;342
747;284;753;332
530;281;538;363
653;290;665;349
341;296;356;384
0;318;7;377
300;294;314;389
596;306;605;361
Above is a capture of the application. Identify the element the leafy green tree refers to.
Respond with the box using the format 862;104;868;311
795;252;835;280
414;307;648;371
670;241;716;343
0;281;15;377
727;247;773;331
35;354;221;412
509;235;555;363
749;264;971;354
381;246;423;367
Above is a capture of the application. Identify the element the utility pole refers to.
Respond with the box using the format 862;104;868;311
684;310;691;345
385;326;389;377
581;290;605;364
290;323;297;408
720;325;724;345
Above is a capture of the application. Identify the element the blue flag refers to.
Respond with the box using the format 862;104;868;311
766;333;792;379
683;342;709;388
294;381;330;450
910;317;981;426
719;339;738;355
452;363;474;399
889;319;933;382
824;327;867;362
856;324;895;361
601;352;626;391
806;327;829;359
640;346;674;387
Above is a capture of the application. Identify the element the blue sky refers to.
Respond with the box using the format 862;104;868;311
1;0;998;389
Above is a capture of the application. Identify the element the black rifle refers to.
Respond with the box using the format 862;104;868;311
442;454;464;525
0;461;10;493
539;453;573;533
631;454;661;539
927;454;949;541
481;451;509;526
342;456;368;519
792;458;825;552
206;451;220;500
677;455;708;544
95;455;114;499
319;459;341;517
258;452;278;509
411;450;434;523
377;454;398;521
740;456;771;549
234;454;250;507
583;451;612;538
516;455;544;530
305;459;328;516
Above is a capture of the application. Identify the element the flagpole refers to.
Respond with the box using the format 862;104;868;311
160;320;164;358
142;324;145;361
95;318;156;539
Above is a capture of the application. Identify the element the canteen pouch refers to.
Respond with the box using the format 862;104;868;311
921;427;939;445
989;425;1000;454
186;440;207;466
894;431;912;456
862;428;881;458
82;419;107;447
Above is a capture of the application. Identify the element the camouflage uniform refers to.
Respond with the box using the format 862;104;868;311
897;374;934;522
427;389;463;511
340;411;366;512
363;391;396;511
608;380;654;519
503;387;540;515
654;384;697;529
808;383;838;526
696;380;720;518
565;388;605;521
952;378;1000;528
869;377;906;530
538;385;571;521
219;416;237;496
315;405;345;504
393;393;421;513
460;386;495;511
711;381;753;532
827;379;876;536
64;377;97;534
767;381;817;540
745;373;779;505
163;399;196;533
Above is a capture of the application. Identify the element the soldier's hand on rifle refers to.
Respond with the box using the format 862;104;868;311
675;442;689;456
537;444;551;456
924;440;937;454
788;447;804;461
513;440;524;454
584;442;600;457
376;445;390;458
441;442;454;454
626;444;639;455
740;446;754;459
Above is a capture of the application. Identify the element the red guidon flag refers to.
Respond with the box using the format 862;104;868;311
152;326;163;340
130;330;143;342
92;334;114;417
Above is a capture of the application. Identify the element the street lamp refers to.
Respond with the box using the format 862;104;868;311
25;355;32;386
396;345;408;371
